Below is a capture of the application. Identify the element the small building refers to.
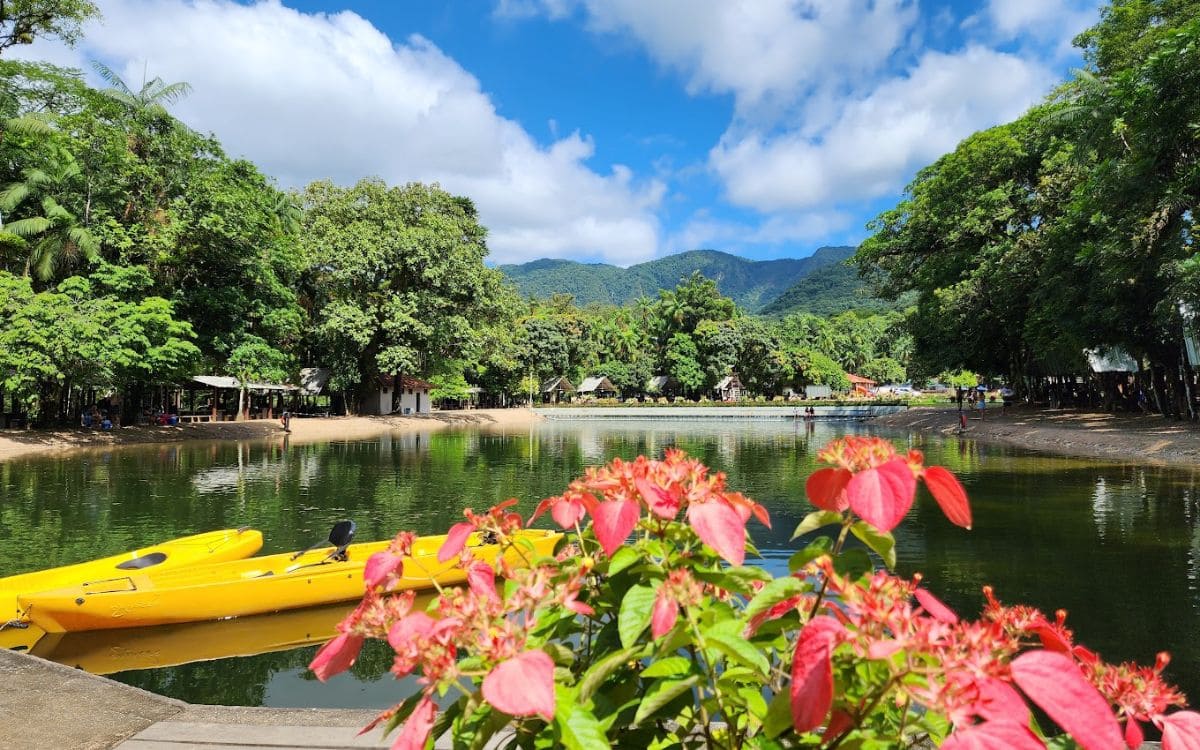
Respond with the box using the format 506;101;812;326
542;376;576;404
578;376;619;399
846;373;876;396
647;375;680;399
366;374;434;415
715;374;744;402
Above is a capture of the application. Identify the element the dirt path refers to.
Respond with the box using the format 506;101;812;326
873;405;1200;467
0;409;543;462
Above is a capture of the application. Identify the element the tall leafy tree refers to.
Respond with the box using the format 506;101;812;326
300;178;504;412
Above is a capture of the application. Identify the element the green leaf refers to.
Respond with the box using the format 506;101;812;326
556;704;610;750
788;536;833;573
833;547;872;579
577;645;641;703
743;576;808;623
543;642;576;667
618;584;657;648
607;546;640;576
763;690;793;739
379;692;422;737
632;675;701;725
703;624;770;677
849;521;897;569
792;510;843;539
640;656;694;679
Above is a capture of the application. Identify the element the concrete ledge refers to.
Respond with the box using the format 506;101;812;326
0;648;185;750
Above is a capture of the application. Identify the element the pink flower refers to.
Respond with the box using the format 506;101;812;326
482;650;556;720
940;721;1044;750
1161;711;1200;750
309;633;364;681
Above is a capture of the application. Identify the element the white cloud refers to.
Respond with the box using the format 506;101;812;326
31;0;664;265
976;0;1098;56
508;0;918;115
669;210;853;255
709;46;1055;212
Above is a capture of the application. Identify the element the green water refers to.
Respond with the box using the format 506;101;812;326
3;420;1199;709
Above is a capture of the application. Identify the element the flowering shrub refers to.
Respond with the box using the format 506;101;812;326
311;436;1200;749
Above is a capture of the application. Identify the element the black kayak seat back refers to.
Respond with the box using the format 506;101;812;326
116;552;168;570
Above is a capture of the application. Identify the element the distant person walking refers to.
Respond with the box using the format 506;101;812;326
280;410;292;433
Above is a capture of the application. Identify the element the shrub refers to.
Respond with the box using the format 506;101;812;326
312;437;1199;749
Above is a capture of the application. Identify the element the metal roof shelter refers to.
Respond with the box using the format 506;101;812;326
578;376;617;394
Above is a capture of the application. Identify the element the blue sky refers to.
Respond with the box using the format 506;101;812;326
23;0;1101;265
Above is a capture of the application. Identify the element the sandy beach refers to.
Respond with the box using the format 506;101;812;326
0;409;543;463
873;405;1200;467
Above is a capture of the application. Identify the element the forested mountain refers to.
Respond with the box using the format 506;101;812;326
760;260;903;317
499;246;854;310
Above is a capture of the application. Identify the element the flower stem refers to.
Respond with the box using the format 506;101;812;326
808;517;853;620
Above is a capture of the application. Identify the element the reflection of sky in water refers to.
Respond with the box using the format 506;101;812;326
6;420;1200;708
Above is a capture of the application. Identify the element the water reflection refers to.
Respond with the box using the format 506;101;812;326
2;421;1199;706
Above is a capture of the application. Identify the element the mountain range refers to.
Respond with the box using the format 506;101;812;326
498;246;858;312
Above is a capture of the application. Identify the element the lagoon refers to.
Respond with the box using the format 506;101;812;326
2;420;1199;707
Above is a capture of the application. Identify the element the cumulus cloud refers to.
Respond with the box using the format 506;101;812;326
507;0;918;115
710;46;1056;212
35;0;664;265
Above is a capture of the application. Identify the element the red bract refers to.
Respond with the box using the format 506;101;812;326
310;633;363;681
364;551;403;590
636;475;681;519
590;499;640;557
482;649;556;720
915;587;958;624
392;696;437;750
650;586;678;639
467;561;498;602
846;457;916;533
806;467;851;512
1162;711;1200;750
791;615;844;733
686;496;747;566
531;489;592;529
438;522;474;563
941;721;1045;750
922;466;972;529
1011;650;1124;750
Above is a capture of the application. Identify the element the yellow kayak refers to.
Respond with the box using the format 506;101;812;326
19;529;561;633
0;528;263;650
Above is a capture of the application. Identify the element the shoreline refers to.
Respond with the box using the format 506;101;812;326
4;404;1199;469
0;409;544;463
872;406;1200;467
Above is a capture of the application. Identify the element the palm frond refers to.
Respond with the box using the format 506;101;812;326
0;182;31;212
4;114;55;137
5;217;51;237
90;60;133;95
67;227;100;259
147;79;193;106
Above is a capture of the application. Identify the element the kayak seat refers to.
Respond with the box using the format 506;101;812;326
117;552;168;570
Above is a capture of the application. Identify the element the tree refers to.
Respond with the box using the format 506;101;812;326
664;333;704;399
0;0;98;53
227;335;292;420
0;152;98;280
300;179;504;413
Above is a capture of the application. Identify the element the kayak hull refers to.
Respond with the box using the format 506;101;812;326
19;530;561;633
0;528;263;649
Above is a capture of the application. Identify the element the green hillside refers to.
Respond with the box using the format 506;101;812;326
759;260;903;316
499;246;855;310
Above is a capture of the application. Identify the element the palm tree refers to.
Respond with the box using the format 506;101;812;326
90;61;192;156
0;157;98;281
